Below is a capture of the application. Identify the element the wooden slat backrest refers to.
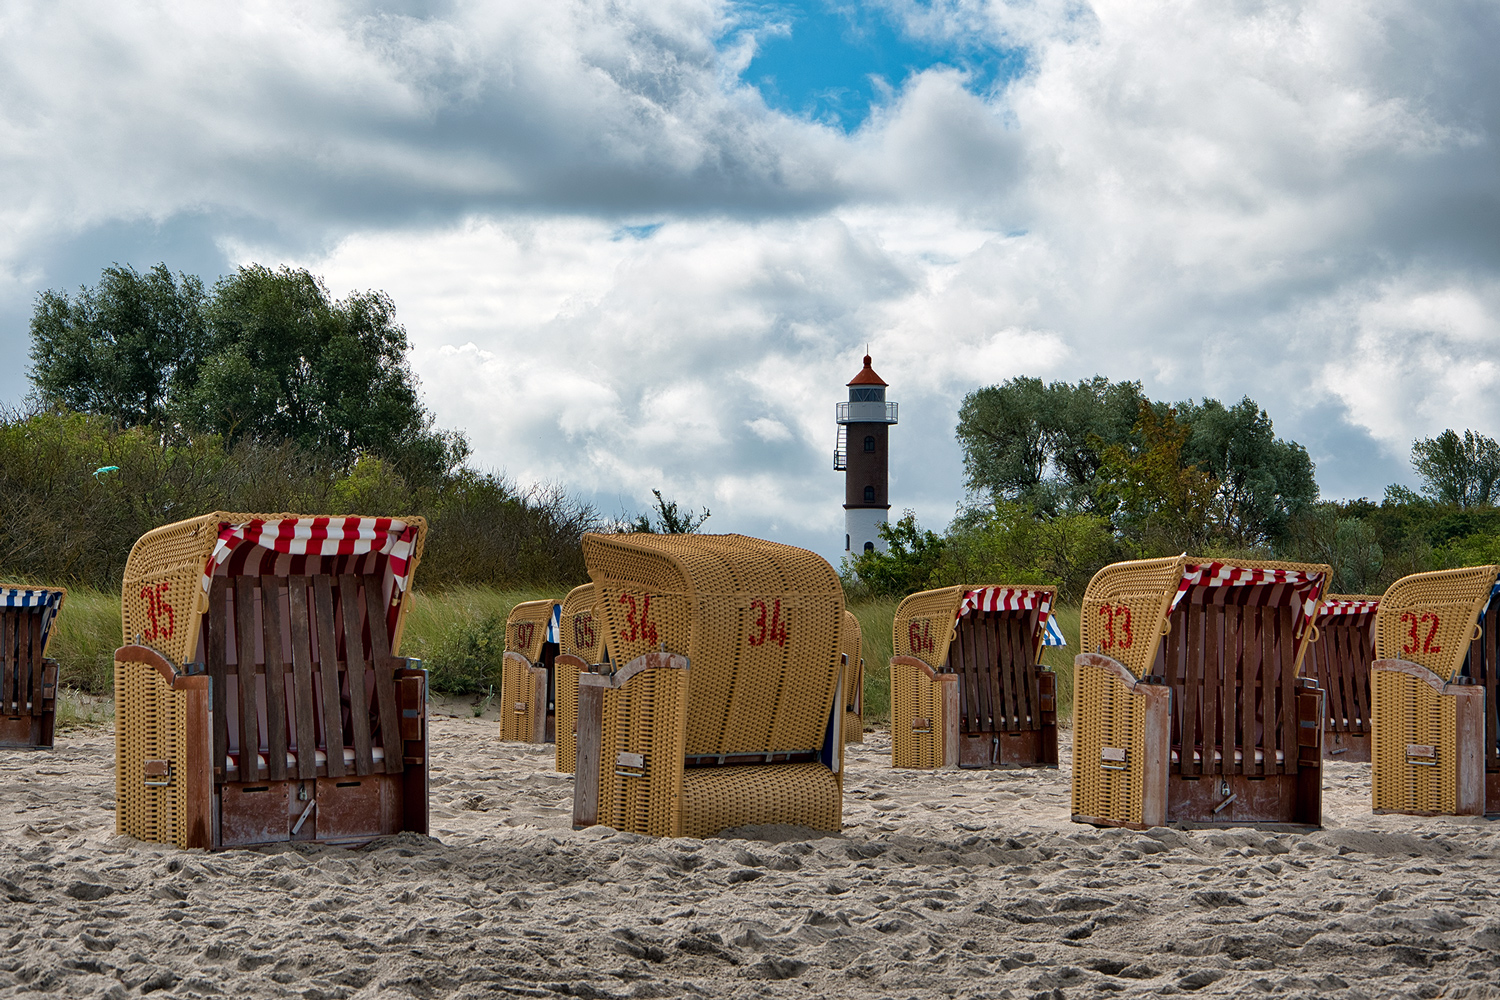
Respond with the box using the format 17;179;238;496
952;609;1042;733
2;608;43;714
1462;606;1500;773
204;573;402;782
1306;610;1375;736
1156;591;1306;776
1;609;12;711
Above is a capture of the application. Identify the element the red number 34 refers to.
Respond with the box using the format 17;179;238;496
1401;611;1442;655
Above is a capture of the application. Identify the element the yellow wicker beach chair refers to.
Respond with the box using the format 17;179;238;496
1303;595;1379;761
890;585;1060;769
114;513;430;850
500;598;561;744
572;532;845;838
842;610;864;744
1;586;67;748
1072;556;1331;829
1370;566;1499;817
555;583;610;774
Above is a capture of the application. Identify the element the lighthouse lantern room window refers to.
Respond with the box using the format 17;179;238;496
850;385;885;402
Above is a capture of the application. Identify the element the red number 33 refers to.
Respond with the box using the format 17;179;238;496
1401;611;1442;655
1098;603;1133;651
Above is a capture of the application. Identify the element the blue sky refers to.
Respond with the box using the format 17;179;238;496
732;1;1025;129
1;0;1497;564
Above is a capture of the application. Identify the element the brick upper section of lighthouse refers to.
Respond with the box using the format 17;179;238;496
844;355;891;512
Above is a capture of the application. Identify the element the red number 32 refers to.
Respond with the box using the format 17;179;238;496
1401;611;1442;655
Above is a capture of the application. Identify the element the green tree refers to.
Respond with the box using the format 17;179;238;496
935;501;1121;600
1176;396;1317;547
27;262;465;480
955;376;1144;514
1096;403;1220;554
1412;429;1500;507
630;489;711;534
848;512;947;597
27;263;209;428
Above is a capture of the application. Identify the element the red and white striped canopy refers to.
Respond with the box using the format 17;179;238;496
1319;598;1379;617
1170;562;1326;630
202;517;418;638
957;587;1064;645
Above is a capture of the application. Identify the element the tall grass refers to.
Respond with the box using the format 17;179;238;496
36;584;1086;726
400;587;565;696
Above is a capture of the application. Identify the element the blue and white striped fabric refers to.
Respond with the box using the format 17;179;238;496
1043;615;1067;647
0;587;65;650
546;603;562;645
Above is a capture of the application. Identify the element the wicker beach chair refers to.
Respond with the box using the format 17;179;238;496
499;598;561;744
1072;556;1331;829
572;532;845;838
1369;566;1499;817
114;513;430;850
1;586;67;749
555;583;609;774
890;585;1062;769
1303;594;1379;761
842;610;864;744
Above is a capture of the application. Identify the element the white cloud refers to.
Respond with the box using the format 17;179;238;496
2;0;1499;559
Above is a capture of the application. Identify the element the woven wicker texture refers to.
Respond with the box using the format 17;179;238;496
892;586;965;668
1375;567;1498;682
560;584;607;663
121;512;427;665
507;599;559;663
1079;557;1188;677
1371;670;1456;814
891;658;944;768
842;610;864;744
581;533;843;756
679;763;841;838
1070;659;1146;824
1303;594;1378;738
499;654;541;743
114;656;188;847
597;661;690;836
555;657;583;773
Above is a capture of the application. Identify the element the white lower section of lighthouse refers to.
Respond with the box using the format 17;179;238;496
845;508;889;555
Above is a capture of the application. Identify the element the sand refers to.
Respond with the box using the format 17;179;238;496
4;709;1500;1000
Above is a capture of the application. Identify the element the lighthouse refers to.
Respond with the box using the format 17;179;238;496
835;355;898;554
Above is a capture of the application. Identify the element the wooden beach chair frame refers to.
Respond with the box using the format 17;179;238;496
1071;556;1331;830
113;513;429;850
555;583;609;774
499;598;560;745
842;610;864;744
1;586;67;749
1369;566;1499;817
572;533;845;839
889;585;1059;769
1303;594;1379;761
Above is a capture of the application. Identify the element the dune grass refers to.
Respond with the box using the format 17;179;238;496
33;582;1085;728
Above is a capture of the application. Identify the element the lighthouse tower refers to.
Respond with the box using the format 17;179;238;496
835;355;898;554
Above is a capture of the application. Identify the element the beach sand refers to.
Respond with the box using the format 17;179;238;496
4;708;1500;999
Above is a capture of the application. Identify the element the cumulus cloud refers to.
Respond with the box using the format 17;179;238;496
2;0;1498;558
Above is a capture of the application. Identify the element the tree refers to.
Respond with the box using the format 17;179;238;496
1176;397;1317;547
28;263;209;428
1412;429;1500;507
956;376;1143;514
630;490;711;533
848;512;947;597
1096;403;1220;553
27;262;464;479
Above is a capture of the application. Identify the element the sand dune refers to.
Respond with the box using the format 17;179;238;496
4;708;1500;999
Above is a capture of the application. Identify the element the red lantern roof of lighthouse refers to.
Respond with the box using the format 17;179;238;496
847;355;887;386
